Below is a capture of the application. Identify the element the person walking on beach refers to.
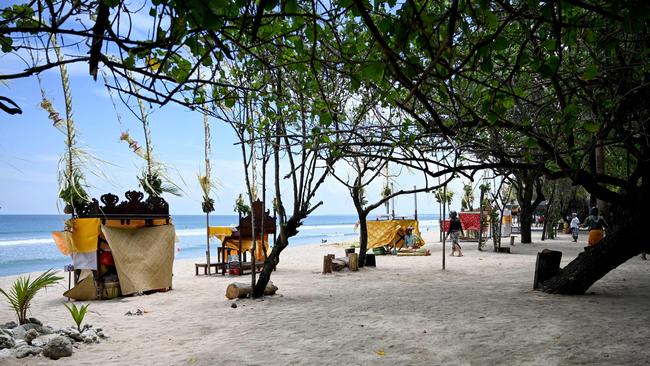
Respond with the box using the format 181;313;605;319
583;207;608;247
570;213;580;242
446;211;464;257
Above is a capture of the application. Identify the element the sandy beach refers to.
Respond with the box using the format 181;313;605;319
1;230;648;365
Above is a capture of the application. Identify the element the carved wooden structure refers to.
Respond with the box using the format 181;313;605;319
220;199;276;276
75;190;170;224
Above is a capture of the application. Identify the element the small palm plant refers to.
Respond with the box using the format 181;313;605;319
64;303;89;332
0;269;62;324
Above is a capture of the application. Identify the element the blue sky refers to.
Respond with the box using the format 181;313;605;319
0;61;467;215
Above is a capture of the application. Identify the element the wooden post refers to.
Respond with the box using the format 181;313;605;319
478;189;485;251
442;184;446;270
349;253;359;271
414;185;418;220
323;255;333;274
238;212;243;264
365;253;376;267
205;212;211;275
391;183;395;219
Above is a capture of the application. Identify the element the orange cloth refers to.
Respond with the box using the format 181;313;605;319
52;231;72;256
588;229;604;246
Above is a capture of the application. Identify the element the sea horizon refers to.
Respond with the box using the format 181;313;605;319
0;213;440;276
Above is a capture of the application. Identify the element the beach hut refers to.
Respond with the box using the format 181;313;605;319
52;191;175;300
365;217;426;254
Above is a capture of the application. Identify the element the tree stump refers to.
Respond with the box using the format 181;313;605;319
533;249;562;290
323;255;333;274
349;253;359;271
226;281;278;299
365;253;376;267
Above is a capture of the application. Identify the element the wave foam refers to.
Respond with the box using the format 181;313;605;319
0;238;55;246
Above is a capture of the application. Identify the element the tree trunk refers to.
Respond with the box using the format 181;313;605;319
540;217;644;294
477;189;485;251
520;205;533;243
357;212;369;268
253;216;300;297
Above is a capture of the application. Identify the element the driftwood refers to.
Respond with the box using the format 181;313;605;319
226;281;278;299
331;257;348;271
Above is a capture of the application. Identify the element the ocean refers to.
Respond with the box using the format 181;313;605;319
0;214;440;276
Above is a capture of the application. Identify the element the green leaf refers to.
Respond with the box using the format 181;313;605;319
492;36;508;51
537;64;554;78
0;37;12;53
480;59;493;73
319;111;332;126
582;64;599;80
583;122;599;133
124;55;135;69
360;62;385;83
224;95;236;108
523;137;538;148
285;0;298;13
487;111;499;124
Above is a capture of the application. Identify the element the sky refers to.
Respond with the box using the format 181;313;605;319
0;30;471;216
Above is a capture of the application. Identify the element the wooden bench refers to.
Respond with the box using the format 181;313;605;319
195;262;221;275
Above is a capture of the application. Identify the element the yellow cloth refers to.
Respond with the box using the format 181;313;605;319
101;224;175;295
366;220;424;250
209;226;269;261
208;226;234;242
588;229;604;246
70;218;101;253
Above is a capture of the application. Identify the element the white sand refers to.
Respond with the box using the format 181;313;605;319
1;231;649;365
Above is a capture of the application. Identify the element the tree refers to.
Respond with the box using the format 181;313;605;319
4;0;650;295
349;1;650;294
461;183;474;212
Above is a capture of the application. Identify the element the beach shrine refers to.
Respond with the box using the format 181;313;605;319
52;191;175;300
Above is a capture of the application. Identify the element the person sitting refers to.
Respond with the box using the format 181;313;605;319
404;226;420;249
396;226;429;255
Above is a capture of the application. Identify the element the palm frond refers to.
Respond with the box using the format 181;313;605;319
0;269;62;324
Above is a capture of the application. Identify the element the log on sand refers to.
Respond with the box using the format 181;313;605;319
331;257;348;271
226;281;278;299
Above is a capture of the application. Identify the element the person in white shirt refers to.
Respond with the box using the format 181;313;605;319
570;213;580;242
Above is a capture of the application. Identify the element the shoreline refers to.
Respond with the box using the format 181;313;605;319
1;231;648;365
